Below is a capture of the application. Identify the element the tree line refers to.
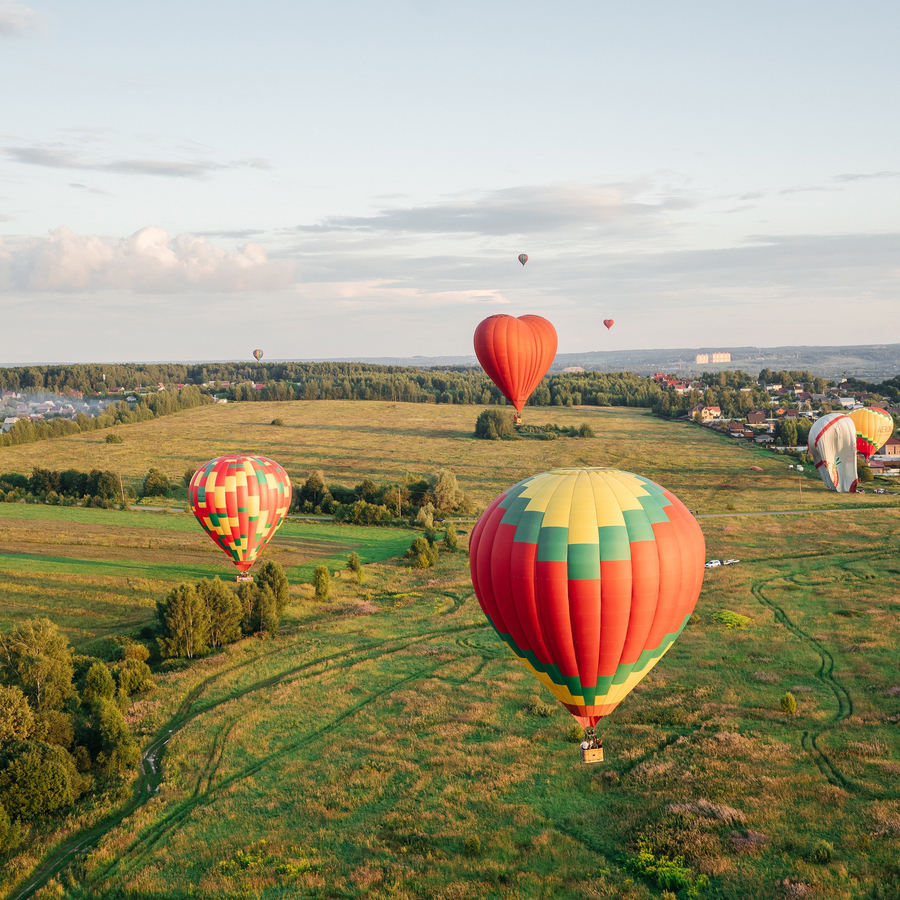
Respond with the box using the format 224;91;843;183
0;386;211;448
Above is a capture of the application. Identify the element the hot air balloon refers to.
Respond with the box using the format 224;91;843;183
808;413;858;493
473;314;557;414
189;455;292;579
253;349;264;362
847;407;893;459
603;319;614;330
469;468;705;748
518;254;528;266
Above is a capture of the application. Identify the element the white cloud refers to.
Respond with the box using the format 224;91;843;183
5;145;272;179
0;0;39;36
0;226;295;292
297;180;694;237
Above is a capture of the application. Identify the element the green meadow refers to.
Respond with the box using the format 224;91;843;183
1;402;898;900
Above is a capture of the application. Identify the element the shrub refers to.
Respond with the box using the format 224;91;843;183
406;536;438;568
115;658;153;697
183;467;196;487
0;741;85;820
347;552;362;574
415;502;435;530
463;835;481;857
313;565;330;601
143;468;170;497
859;462;874;483
781;691;798;716
567;724;585;743
712;610;752;628
442;522;458;552
105;433;123;444
270;418;285;426
523;695;555;718
577;422;595;438
82;662;116;706
811;839;834;863
474;408;515;440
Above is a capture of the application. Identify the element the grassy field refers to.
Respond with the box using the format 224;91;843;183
2;399;899;514
1;401;899;900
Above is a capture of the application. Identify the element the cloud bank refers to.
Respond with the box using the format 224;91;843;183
0;226;295;292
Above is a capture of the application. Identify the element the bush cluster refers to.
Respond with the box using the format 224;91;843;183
155;562;290;658
0;620;152;844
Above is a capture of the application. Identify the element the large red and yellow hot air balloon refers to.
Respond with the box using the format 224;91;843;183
469;468;705;730
847;407;893;459
189;455;292;576
473;314;557;413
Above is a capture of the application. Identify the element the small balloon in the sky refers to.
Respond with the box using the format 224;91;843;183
252;349;264;361
518;254;528;266
603;319;614;330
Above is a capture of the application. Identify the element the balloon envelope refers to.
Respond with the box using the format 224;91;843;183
189;455;292;572
473;314;558;413
253;349;264;361
808;413;859;492
469;468;705;727
603;319;614;330
518;253;528;266
847;407;893;459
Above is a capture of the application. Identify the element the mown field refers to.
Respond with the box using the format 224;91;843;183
1;401;899;900
3;399;900;514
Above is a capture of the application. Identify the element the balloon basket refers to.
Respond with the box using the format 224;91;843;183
513;413;523;425
581;747;604;764
235;573;253;583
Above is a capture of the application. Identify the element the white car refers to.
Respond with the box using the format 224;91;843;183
705;560;722;568
723;559;740;566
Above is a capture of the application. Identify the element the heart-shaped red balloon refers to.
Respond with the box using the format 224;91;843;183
474;314;558;412
603;319;614;330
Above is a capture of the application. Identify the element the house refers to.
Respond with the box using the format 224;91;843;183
700;406;721;423
2;417;18;432
747;410;766;425
838;398;858;409
754;434;775;443
785;409;800;419
878;436;900;458
728;422;745;435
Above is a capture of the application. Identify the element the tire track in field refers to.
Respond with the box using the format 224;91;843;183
749;560;898;799
84;660;454;893
7;620;486;900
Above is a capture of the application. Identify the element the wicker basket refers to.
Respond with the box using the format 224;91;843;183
582;747;604;764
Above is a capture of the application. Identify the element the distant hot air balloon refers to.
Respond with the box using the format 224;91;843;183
189;456;292;577
847;407;893;459
603;319;614;330
474;314;557;413
518;254;528;266
253;349;264;362
809;413;858;493
469;468;705;734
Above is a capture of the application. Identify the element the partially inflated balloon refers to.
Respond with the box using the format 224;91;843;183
518;253;528;266
253;349;264;361
469;468;705;727
847;407;893;459
808;413;858;493
603;319;614;330
474;314;558;413
189;456;292;573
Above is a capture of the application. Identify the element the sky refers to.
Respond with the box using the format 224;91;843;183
1;0;899;364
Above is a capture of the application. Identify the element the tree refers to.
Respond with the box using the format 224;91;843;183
442;522;458;552
415;502;435;530
429;469;467;511
88;699;140;774
33;709;74;748
183;466;196;487
407;536;438;568
859;461;874;483
347;552;362;574
115;658;153;698
299;471;330;509
255;561;290;618
474;408;514;440
780;691;797;716
0;685;34;741
237;581;261;634
313;565;330;601
0;741;84;820
82;662;116;706
198;578;243;647
157;584;210;659
256;585;280;634
143;468;170;497
0;618;75;711
0;799;21;853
